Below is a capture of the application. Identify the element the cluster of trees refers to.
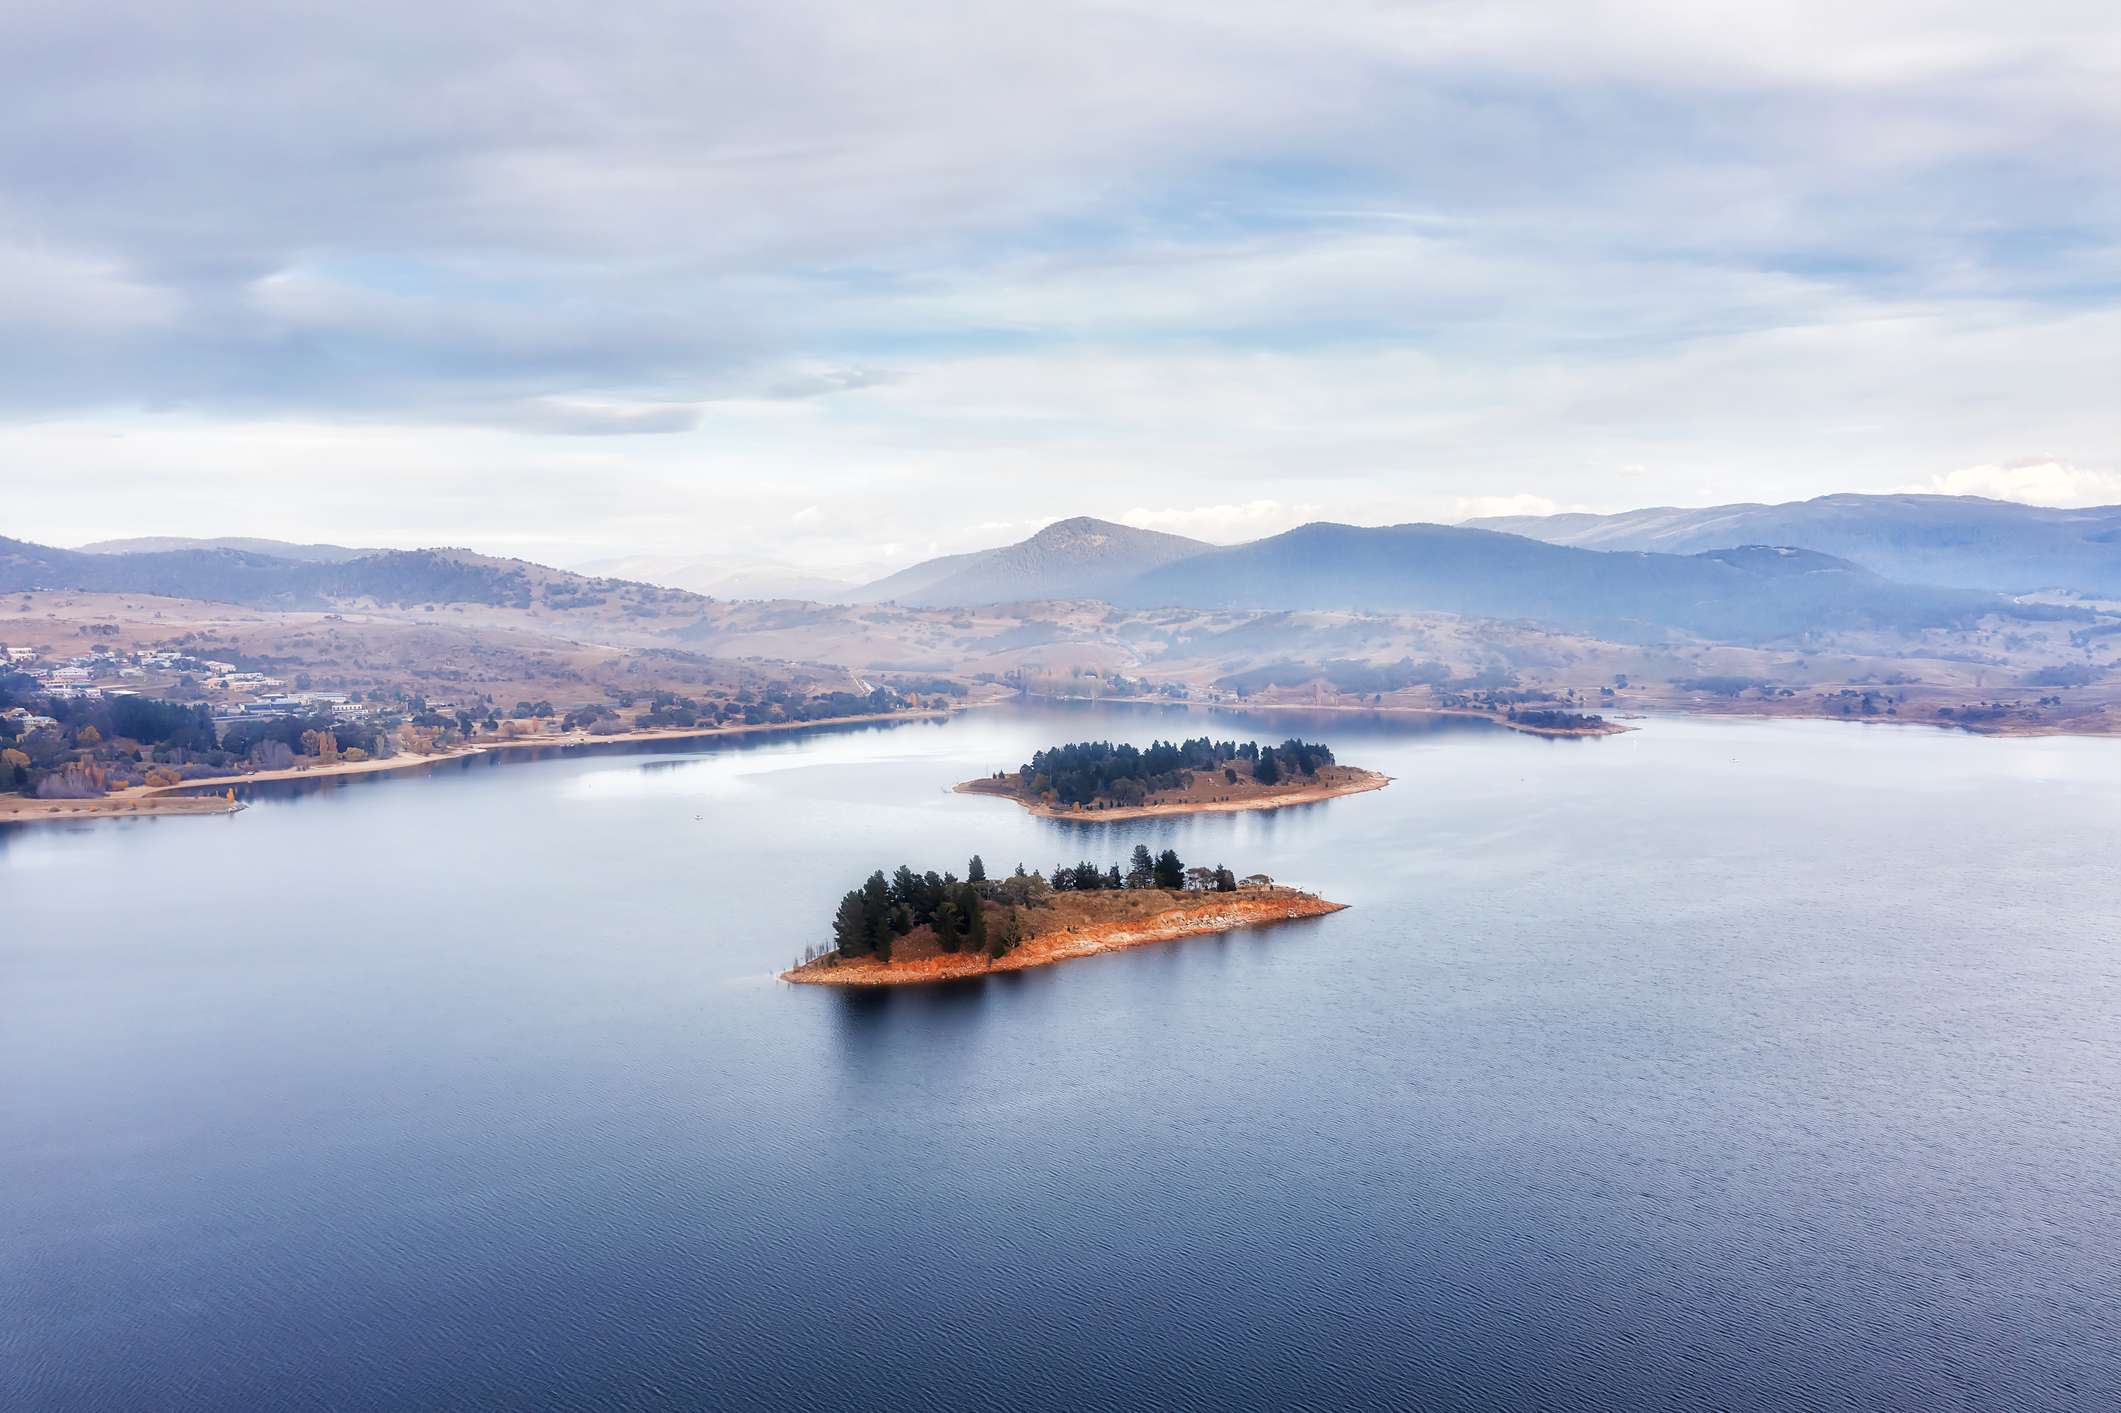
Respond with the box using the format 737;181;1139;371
828;847;1257;964
630;684;912;731
2;678;229;796
1050;846;1238;893
0;672;484;796
1504;708;1607;729
1015;737;1336;807
1215;657;1451;697
832;855;1026;963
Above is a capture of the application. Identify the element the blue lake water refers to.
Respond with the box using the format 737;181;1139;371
5;702;2120;1410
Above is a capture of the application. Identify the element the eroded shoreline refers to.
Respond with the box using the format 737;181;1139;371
783;890;1348;987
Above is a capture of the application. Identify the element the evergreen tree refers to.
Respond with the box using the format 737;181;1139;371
934;897;964;952
1106;864;1122;890
833;890;869;956
1154;848;1185;889
967;854;986;883
1253;748;1281;784
891;864;922;914
959;882;987;953
1127;843;1155;888
1214;865;1237;893
861;871;894;953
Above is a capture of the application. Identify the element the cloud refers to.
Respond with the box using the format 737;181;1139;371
0;1;2114;560
1897;459;2121;508
1119;500;1322;541
1453;494;1567;521
504;398;704;435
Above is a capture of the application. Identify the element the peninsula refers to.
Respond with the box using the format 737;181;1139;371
782;850;1346;987
956;736;1386;820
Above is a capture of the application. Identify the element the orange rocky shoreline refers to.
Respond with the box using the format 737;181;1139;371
782;889;1347;987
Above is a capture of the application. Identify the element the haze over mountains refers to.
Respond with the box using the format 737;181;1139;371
8;493;2107;647
3;536;698;613
832;505;2061;642
1112;526;2015;642
1468;494;2121;597
75;536;380;563
570;554;880;602
841;518;1208;607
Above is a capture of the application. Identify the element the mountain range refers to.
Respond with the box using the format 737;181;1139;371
840;518;1208;607
74;536;381;563
1;537;697;613
1467;494;2121;597
9;493;2104;646
1113;524;2017;641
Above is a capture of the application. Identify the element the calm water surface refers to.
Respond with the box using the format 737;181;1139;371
5;703;2120;1410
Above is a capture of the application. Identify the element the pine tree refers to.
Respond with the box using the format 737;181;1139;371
833;891;869;956
934;897;963;952
1127;844;1155;889
967;854;986;883
1154;848;1185;889
960;882;987;953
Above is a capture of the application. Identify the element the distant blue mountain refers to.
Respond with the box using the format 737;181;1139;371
1467;493;2121;596
1113;522;2045;642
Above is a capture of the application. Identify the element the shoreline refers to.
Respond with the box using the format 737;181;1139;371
0;706;964;827
953;766;1391;820
784;890;1347;987
1024;693;1632;738
0;793;246;823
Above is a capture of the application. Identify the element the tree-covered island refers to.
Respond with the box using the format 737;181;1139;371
955;736;1387;819
783;848;1347;987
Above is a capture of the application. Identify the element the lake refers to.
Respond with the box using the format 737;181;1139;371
5;702;2120;1410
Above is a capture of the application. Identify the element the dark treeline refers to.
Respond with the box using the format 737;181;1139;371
1015;737;1336;807
828;847;1241;962
1505;708;1607;729
833;855;1010;963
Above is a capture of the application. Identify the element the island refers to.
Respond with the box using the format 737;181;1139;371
954;736;1387;820
782;850;1347;987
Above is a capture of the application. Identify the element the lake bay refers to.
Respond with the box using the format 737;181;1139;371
5;703;2119;1410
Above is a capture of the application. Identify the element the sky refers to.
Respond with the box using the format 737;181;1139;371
2;0;2118;576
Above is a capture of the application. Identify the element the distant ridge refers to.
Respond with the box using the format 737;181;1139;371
75;535;380;563
1116;521;2040;642
843;516;1209;606
573;552;865;601
0;536;704;612
1466;493;2121;597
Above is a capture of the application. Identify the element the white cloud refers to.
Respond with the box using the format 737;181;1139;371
1118;500;1322;541
1897;459;2121;508
1453;494;1564;521
0;1;2115;560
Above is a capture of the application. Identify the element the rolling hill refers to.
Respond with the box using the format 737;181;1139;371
1467;494;2121;597
0;536;706;615
842;517;1209;606
74;536;381;563
1114;522;2039;642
